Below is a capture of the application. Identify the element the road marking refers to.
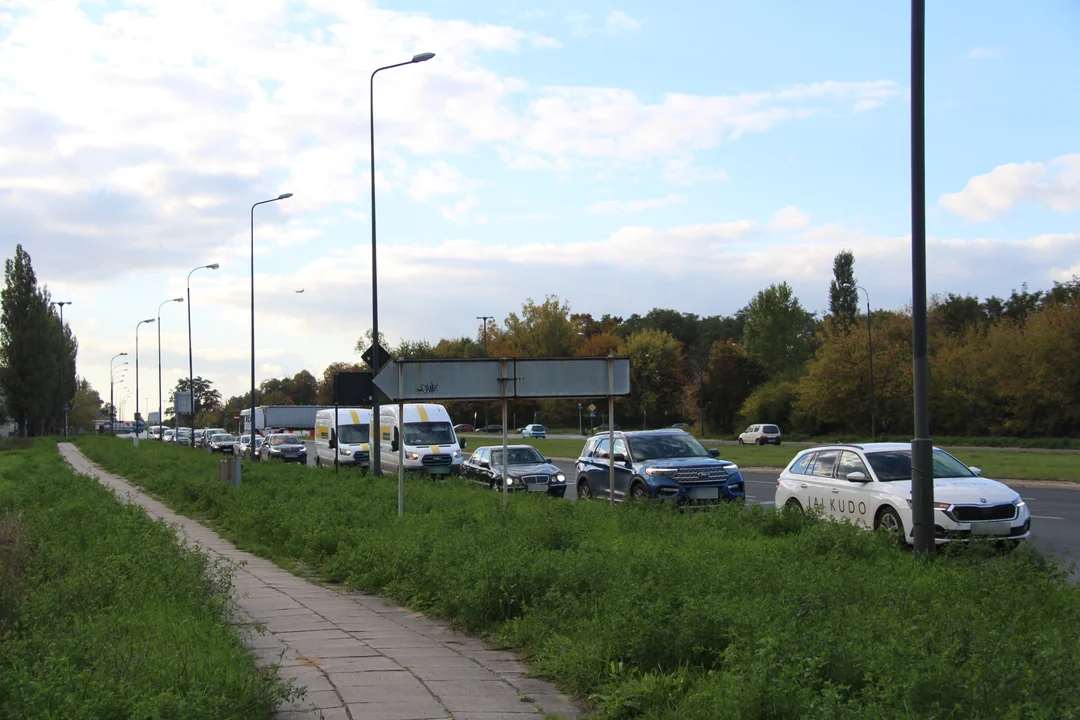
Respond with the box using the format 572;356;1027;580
1032;515;1064;520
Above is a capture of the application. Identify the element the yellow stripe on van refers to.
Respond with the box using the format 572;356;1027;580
361;443;369;452
417;406;430;422
349;410;360;424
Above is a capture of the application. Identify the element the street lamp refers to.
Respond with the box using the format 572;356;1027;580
135;318;155;437
370;51;435;478
251;193;293;458
54;301;72;435
110;352;127;431
477;315;493;428
843;283;876;439
187;263;220;448
157;297;184;441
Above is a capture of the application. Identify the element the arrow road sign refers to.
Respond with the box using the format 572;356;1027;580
373;357;631;402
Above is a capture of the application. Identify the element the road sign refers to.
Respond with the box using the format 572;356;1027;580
334;371;373;405
174;391;193;414
588;403;596;412
373;357;631;402
361;343;391;371
590;410;596;418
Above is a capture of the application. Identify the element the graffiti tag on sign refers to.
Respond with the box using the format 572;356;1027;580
416;382;439;395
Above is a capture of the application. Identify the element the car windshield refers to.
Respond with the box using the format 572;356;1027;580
270;435;300;445
403;421;454;445
211;434;234;442
338;423;369;444
865;448;977;482
627;434;711;461
491;447;545;465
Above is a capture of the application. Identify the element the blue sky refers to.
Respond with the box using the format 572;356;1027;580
0;0;1077;406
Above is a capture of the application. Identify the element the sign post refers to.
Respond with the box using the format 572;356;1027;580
373;356;630;514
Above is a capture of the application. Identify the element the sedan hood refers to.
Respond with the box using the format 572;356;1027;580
881;477;1019;505
505;463;560;477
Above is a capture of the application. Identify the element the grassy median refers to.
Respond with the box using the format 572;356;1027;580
464;434;1080;482
75;435;1080;720
0;440;297;719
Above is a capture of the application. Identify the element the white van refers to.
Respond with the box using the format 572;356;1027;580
378;403;465;475
314;408;372;469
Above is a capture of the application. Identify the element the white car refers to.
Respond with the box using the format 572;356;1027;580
521;424;547;439
775;442;1031;544
738;423;782;445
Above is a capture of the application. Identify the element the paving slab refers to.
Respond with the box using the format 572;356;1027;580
59;444;585;720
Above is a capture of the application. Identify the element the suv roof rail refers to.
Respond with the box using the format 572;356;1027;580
822;443;865;449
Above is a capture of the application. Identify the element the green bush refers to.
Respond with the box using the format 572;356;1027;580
0;441;297;719
76;436;1080;720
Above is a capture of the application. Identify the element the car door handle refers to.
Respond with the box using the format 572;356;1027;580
831;488;840;494
799;483;808;489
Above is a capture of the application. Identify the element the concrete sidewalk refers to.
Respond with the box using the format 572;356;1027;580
59;444;583;720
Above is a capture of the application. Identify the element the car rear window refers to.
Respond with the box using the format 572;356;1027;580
763;425;780;434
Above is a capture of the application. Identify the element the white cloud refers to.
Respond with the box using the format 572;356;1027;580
567;9;643;36
408;162;467;201
939;154;1080;221
605;11;643;34
967;47;1001;60
854;99;885;112
662;158;729;185
768;206;811;231
587;194;684;215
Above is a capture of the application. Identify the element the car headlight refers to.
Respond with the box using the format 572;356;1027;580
555;473;565;482
269;447;280;453
407;452;421;461
298;447;306;453
725;464;739;473
1012;497;1026;508
452;450;462;458
340;448;352;456
645;468;676;476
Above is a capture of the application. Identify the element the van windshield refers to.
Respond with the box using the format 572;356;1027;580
404;422;455;446
338;424;369;444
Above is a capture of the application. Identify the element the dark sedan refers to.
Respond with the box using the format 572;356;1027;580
207;433;237;454
462;445;567;498
260;433;308;463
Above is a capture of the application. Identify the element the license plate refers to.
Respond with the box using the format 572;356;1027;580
428;467;449;475
689;487;719;500
527;484;547;492
971;522;1011;535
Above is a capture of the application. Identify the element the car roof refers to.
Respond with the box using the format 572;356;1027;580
589;428;687;438
795;442;917;455
475;444;541;452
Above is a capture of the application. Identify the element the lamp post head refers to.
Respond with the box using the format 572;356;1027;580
119;352;128;356
207;263;220;270
142;318;155;325
173;297;184;303
412;52;435;63
277;192;293;200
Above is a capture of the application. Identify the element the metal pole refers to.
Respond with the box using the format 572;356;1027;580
58;302;69;436
187;278;194;445
398;361;405;517
135;319;154;440
477;315;493;429
502;397;509;508
866;296;876;439
608;356;615;506
910;0;934;555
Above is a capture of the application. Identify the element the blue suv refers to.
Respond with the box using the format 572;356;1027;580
575;429;744;505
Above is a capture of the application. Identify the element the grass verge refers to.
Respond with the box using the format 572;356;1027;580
75;435;1080;720
463;435;1080;482
0;440;297;719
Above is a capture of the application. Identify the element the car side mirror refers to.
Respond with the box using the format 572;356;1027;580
968;466;982;476
709;448;720;457
391;440;399;452
846;471;868;483
328;437;336;449
480;460;489;468
460;438;467;449
613;452;628;463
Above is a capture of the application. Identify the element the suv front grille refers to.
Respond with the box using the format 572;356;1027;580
522;474;549;484
422;454;453;467
952;504;1017;522
673;467;731;484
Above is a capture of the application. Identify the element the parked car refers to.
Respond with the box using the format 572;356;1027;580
521;424;547;439
196;428;227;448
475;424;503;433
161;428;175;442
737;424;782;445
233;434;264;457
462;445;567;497
575;428;744;506
453;423;475;433
775;442;1031;545
592;423;620;433
670;423;692;431
260;433;308;463
207;433;237;454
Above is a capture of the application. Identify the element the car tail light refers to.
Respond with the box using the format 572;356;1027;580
776;477;781;487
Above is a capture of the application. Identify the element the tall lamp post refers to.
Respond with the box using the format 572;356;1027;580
55;301;72;435
476;315;493;428
110;353;127;431
370;51;435;477
135;318;154;437
157;297;184;441
251;194;293;458
187;263;220;447
844;284;876;439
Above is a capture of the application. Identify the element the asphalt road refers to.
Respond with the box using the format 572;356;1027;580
297;443;1079;577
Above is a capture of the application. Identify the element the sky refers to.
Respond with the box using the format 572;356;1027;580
1;0;1078;411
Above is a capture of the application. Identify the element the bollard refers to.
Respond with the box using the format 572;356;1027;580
218;457;242;487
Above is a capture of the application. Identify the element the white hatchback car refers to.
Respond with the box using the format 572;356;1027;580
775;442;1031;544
738;424;782;445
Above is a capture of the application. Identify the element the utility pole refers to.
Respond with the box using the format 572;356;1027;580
476;315;493;428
